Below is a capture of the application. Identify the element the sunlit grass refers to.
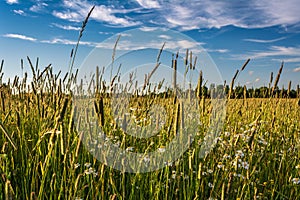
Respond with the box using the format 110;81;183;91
0;61;299;199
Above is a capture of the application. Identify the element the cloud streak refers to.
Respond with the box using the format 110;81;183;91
13;9;26;16
3;33;37;41
293;67;300;72
51;23;81;31
30;2;48;12
135;0;160;9
244;37;286;43
232;45;300;62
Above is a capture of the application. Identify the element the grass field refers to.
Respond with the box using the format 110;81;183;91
0;60;299;199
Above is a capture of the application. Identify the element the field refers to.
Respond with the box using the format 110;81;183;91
0;59;299;199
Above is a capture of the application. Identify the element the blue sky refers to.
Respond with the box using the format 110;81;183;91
1;0;300;89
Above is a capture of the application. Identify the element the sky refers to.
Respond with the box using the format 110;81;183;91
1;0;300;89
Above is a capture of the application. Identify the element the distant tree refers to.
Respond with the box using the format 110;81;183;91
234;86;244;98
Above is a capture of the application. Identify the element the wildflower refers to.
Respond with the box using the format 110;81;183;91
217;162;224;169
224;131;230;137
93;172;98;177
74;163;80;169
143;156;150;163
291;178;300;184
164;161;173;167
126;146;134;152
241;161;249;170
235;150;244;158
84;167;95;175
158;147;166;153
233;173;245;179
295;164;300;169
113;141;120;147
84;163;91;168
208;182;214;188
171;174;176;179
223;154;231;159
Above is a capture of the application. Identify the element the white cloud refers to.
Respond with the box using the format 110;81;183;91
293;67;300;72
41;38;95;46
139;27;158;32
48;0;300;31
53;0;140;27
248;71;254;75
135;0;160;9
29;2;48;12
6;0;18;4
132;0;300;31
158;35;171;40
244;37;286;43
120;33;132;37
233;45;300;62
207;49;228;53
99;31;114;35
52;11;81;22
253;0;300;27
272;57;300;63
13;9;25;16
3;33;36;41
255;78;260;82
52;23;81;31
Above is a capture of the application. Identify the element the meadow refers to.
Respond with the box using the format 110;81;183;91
0;55;299;199
1;7;300;200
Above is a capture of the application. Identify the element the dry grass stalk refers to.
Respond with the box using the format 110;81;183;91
172;52;179;95
268;72;273;96
196;70;203;99
68;5;95;87
27;56;36;83
184;49;189;66
0;122;17;150
228;69;239;99
287;81;291;97
110;34;121;82
241;58;250;71
174;102;180;136
272;61;284;96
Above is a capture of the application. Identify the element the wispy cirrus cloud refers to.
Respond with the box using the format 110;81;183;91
29;2;48;12
133;0;300;31
41;38;96;47
244;37;286;43
207;49;229;53
135;0;160;9
50;0;300;31
293;67;300;72
232;45;300;62
13;9;26;16
51;23;81;31
3;33;37;41
139;27;159;32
